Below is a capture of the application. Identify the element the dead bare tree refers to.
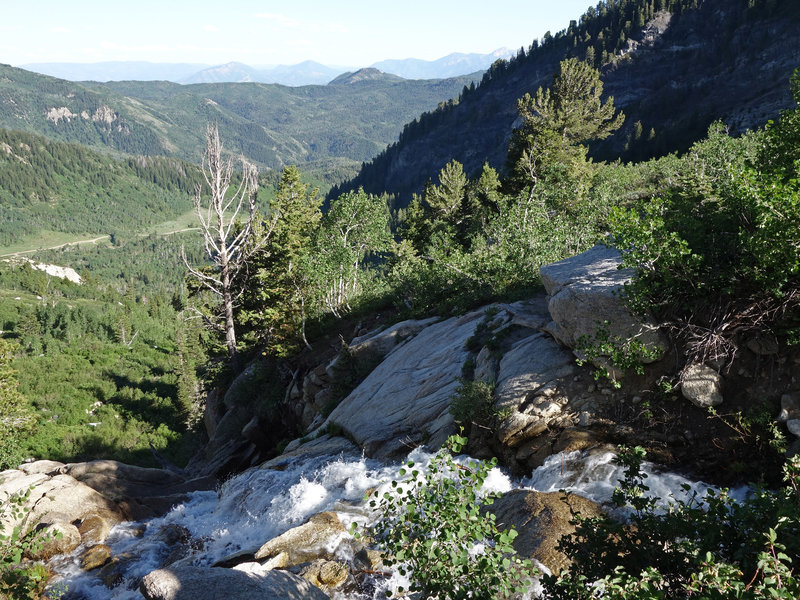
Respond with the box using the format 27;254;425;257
182;124;272;370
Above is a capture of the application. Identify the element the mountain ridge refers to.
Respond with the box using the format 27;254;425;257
0;63;479;183
335;0;800;204
20;48;511;87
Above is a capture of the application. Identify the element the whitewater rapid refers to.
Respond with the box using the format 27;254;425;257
51;444;725;599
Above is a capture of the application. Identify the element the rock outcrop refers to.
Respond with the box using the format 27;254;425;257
60;459;216;520
0;457;216;557
0;467;124;541
539;244;668;364
254;512;347;566
319;311;483;459
494;332;580;449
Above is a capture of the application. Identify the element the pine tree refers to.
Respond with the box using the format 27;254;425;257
238;166;321;355
505;58;624;201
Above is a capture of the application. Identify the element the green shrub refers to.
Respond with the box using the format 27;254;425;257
543;447;800;600
0;488;57;599
575;320;663;387
449;379;498;430
354;433;533;599
608;113;800;362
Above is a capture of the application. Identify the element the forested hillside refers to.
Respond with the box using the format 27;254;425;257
0;129;200;247
0;257;205;470
0;64;477;183
336;0;800;203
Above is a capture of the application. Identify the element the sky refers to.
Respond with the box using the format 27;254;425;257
1;0;596;68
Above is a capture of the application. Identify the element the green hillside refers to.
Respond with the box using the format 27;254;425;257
0;128;201;247
0;64;478;182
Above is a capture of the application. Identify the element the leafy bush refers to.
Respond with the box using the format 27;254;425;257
575;320;663;387
449;379;498;431
355;434;533;599
0;489;56;599
609;112;800;362
542;447;800;600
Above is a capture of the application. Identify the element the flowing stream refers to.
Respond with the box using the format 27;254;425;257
51;444;726;599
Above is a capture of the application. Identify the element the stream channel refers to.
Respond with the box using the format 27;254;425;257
51;444;734;599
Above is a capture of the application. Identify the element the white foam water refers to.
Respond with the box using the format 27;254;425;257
51;445;723;599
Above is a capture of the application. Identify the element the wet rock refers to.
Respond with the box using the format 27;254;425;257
353;547;384;571
681;363;723;408
79;544;112;571
254;512;347;566
77;514;114;544
97;552;137;588
269;435;361;468
489;489;605;575
552;428;601;454
139;566;329;600
299;559;349;592
35;519;81;559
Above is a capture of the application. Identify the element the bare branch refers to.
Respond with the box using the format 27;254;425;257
183;124;262;367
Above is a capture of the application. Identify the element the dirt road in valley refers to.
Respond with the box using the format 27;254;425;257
0;227;200;258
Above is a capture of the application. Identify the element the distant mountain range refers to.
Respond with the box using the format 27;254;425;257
14;61;209;83
19;49;514;86
371;49;514;79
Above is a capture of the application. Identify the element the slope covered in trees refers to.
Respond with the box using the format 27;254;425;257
0;64;477;184
0;129;201;247
335;0;800;204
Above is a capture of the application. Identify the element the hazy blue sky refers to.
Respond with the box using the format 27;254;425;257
2;0;595;67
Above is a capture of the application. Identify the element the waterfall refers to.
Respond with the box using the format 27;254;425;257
51;445;728;599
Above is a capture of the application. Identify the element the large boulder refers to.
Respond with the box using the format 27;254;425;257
539;245;667;362
60;460;216;520
140;566;329;600
490;489;605;575
298;559;350;593
0;470;124;538
35;519;82;559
